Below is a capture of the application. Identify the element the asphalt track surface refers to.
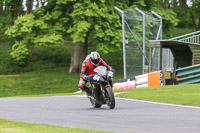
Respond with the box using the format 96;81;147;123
0;96;200;133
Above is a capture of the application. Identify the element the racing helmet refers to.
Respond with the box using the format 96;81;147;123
90;52;100;66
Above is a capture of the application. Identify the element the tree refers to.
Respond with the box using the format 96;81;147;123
67;0;122;73
0;0;24;39
26;0;33;14
166;0;200;31
35;0;47;8
0;1;2;15
5;0;122;71
5;13;64;65
128;0;179;38
5;0;179;72
189;0;200;30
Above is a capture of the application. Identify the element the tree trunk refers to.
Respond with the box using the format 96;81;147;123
198;17;200;30
26;0;33;14
68;39;88;73
11;0;24;24
179;0;187;9
172;0;178;9
4;2;9;15
164;0;170;9
40;0;46;7
0;1;2;15
36;0;39;8
190;13;198;30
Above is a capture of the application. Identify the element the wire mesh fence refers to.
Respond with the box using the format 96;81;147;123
123;8;161;79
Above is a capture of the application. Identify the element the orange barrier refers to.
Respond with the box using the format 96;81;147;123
135;71;162;88
148;71;160;87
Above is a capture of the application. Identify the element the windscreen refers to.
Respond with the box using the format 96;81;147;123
94;66;107;76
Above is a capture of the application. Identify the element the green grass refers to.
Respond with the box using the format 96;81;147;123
116;84;200;107
1;67;200;107
0;68;80;98
0;67;123;98
0;119;112;133
1;71;200;132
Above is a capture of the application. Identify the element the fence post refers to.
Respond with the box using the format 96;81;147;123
135;8;146;74
114;6;127;79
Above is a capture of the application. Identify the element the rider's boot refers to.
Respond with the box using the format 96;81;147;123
80;86;92;97
85;86;92;97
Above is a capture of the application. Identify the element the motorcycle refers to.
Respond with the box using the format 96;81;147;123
86;66;115;109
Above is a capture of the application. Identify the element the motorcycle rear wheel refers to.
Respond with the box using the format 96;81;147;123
105;87;115;109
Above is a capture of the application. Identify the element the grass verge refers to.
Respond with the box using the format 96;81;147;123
0;119;112;133
1;68;200;107
115;84;200;107
0;68;80;98
0;67;122;98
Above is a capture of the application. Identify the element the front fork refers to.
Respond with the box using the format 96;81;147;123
101;81;112;99
100;81;112;91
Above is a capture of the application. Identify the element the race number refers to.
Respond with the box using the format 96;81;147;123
93;75;100;81
108;71;113;78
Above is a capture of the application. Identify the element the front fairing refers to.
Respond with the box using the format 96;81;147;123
91;66;113;88
92;74;106;84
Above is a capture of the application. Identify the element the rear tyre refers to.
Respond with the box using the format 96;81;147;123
105;87;115;109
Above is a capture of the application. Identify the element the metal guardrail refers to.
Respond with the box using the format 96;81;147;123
176;64;200;85
135;71;163;88
169;30;200;45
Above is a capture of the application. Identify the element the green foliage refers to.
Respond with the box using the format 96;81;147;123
0;0;24;39
0;16;9;39
10;41;30;65
34;34;64;47
0;40;14;74
102;53;123;79
128;0;180;38
172;27;194;37
30;45;71;67
152;7;179;38
2;0;192;70
5;13;64;65
192;0;200;15
25;45;71;72
0;41;72;74
189;0;200;30
5;0;124;66
67;0;122;53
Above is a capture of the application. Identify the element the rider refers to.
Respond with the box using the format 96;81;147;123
78;52;114;96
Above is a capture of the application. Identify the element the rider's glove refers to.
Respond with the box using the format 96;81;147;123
110;69;115;72
84;75;90;80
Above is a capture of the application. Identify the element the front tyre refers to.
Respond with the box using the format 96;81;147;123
105;87;115;109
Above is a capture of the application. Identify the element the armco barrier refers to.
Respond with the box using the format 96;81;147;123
176;64;200;85
113;71;163;90
135;71;163;88
135;74;148;85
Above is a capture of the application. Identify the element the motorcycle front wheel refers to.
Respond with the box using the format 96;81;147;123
105;87;115;109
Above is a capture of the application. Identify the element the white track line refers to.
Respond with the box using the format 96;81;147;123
117;97;200;109
73;95;200;109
